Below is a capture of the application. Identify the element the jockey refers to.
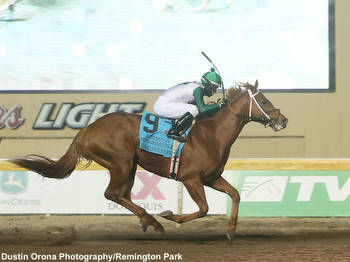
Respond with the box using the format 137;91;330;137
153;68;224;141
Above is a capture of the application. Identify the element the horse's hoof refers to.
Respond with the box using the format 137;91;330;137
140;222;148;232
226;232;234;244
160;210;173;219
154;224;165;235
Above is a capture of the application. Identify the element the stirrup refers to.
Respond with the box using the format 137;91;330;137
167;130;187;142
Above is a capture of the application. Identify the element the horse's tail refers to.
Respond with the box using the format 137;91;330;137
10;129;87;179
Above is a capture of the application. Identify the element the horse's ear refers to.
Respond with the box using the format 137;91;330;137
255;79;259;89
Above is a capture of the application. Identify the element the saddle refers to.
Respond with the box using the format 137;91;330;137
139;111;191;179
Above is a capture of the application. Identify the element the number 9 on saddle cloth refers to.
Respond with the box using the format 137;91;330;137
139;111;190;159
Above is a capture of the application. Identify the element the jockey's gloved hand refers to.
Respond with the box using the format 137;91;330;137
217;98;227;108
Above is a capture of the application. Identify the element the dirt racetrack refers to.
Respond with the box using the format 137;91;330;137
1;215;350;262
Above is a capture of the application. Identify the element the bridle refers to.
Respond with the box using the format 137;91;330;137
232;88;281;127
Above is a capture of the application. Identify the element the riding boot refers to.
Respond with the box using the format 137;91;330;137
167;112;194;141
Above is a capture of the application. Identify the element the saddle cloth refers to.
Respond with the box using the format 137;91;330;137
139;111;189;158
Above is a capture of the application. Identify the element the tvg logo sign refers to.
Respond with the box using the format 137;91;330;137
240;175;350;202
290;176;350;201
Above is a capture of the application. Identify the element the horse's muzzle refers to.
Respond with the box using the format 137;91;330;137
272;115;288;131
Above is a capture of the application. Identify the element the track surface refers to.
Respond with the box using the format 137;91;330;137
1;215;350;261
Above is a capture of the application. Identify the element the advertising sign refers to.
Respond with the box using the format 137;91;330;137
33;102;146;129
0;170;177;214
227;170;350;217
0;171;42;213
2;167;349;216
0;104;24;129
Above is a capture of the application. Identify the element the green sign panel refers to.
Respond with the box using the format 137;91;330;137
226;170;350;217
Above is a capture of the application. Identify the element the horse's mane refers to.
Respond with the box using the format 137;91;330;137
226;87;244;103
226;82;256;103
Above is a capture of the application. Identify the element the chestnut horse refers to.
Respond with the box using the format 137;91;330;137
10;81;288;241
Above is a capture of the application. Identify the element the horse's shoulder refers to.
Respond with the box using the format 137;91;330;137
195;111;220;123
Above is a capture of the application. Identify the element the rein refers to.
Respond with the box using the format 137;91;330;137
228;88;281;127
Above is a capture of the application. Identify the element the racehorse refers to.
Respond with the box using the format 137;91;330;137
10;80;288;242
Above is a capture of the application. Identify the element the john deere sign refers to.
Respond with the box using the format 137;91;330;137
0;171;28;194
227;171;350;217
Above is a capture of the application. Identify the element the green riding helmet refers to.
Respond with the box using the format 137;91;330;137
201;68;222;96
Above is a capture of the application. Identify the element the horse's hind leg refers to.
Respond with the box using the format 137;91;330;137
206;177;240;242
160;178;208;223
105;161;165;234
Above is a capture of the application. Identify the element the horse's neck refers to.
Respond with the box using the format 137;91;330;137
188;92;250;165
192;92;249;149
188;96;248;167
212;93;249;145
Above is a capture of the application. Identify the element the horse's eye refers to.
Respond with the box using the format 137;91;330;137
262;100;268;105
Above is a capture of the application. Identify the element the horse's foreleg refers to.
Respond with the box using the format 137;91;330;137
206;177;240;242
160;179;208;223
105;163;165;234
